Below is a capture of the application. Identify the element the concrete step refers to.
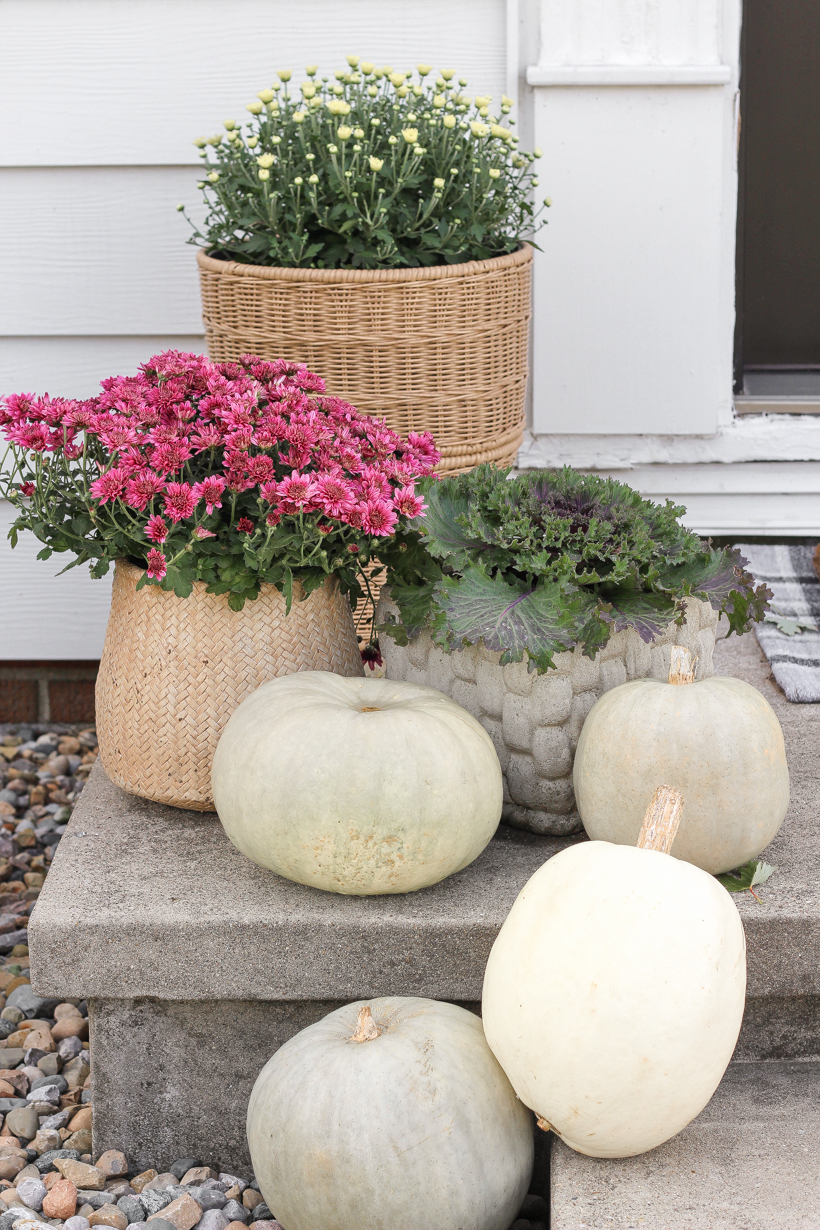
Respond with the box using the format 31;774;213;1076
550;1059;820;1229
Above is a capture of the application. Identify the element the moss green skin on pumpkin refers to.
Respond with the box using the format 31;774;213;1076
572;675;789;875
247;997;534;1230
211;671;503;895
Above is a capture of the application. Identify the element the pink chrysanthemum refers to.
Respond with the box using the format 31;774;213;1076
89;467;128;505
19;482;35;497
359;498;398;536
392;485;426;518
163;482;197;523
192;475;226;514
237;517;254;534
314;472;356;519
146;548;167;580
125;471;166;511
277;471;317;513
150;440;192;473
194;526;216;539
145;514;169;543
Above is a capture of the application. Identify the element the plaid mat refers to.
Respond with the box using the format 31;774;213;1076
736;543;820;702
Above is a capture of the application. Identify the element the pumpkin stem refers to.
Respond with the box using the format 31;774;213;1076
637;785;684;854
668;645;696;685
351;1005;382;1043
536;1116;553;1133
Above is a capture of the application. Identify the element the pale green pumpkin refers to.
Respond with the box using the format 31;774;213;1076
247;997;534;1230
212;671;503;894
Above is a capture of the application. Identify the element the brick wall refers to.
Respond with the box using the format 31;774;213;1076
0;663;98;724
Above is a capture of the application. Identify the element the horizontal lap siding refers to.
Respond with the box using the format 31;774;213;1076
0;0;509;657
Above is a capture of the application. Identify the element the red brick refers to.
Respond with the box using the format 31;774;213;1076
0;681;38;723
48;680;96;724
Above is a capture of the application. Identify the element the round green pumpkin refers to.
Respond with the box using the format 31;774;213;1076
212;671;503;894
247;997;534;1230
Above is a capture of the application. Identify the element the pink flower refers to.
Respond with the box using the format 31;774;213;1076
259;480;279;504
19;481;35;497
146;548;167;580
314;472;356;519
150;440;192;473
89;467;128;505
266;511;281;527
194;526;216;539
125;471;166;511
163;481;197;523
237;517;254;534
190;424;224;452
97;420;141;451
245;454;274;485
145;514;169;543
393;485;426;518
359;498;398;536
277;471;317;513
192;475;226;514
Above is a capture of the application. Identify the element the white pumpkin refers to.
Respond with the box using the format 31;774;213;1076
212;671;502;895
482;786;746;1158
247;997;534;1230
573;646;789;873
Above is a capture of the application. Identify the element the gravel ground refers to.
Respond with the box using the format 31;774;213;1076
0;723;547;1230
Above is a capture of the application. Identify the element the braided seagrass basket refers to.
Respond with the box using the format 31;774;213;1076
196;245;532;474
95;560;363;811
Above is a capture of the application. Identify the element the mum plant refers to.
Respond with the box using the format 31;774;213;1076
381;465;771;671
181;56;549;268
0;351;439;615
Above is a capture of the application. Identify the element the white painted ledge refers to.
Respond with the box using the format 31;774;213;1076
526;64;732;86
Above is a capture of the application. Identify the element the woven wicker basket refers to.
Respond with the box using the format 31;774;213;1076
196;245;532;474
95;560;363;812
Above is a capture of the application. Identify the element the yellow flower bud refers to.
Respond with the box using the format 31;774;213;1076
397;85;409;96
346;54;360;67
308;174;319;183
389;72;406;87
223;120;236;131
367;85;379;96
246;101;264;115
301;83;317;98
475;95;492;107
354;128;364;139
433;177;445;188
270;135;282;144
441;69;455;80
337;126;353;140
309;96;322;108
433;94;445;108
369;156;384;171
534;147;543;158
197;181;206;188
306;64;318;76
257;89;275;103
402;127;419;144
490;124;512;140
258;168;270;180
373;68;384;79
256;153;275;168
328;143;338;153
193;137;207;148
417;63;432;75
489;168;501;178
293;111;306;123
207;171;220;182
531;177;539;186
277;70;292;82
176;203;184;211
327;99;351;115
414;145;426;155
544;197;552;206
388;135;398;145
294;176;303;185
470;121;490;137
246;136;259;148
479;106;489;116
361;62;375;74
501;95;514;107
442;114;456;129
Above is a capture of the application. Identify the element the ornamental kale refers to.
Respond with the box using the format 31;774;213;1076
380;465;771;672
181;57;549;269
0;351;438;615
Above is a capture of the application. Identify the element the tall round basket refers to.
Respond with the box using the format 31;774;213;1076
196;245;532;474
95;560;364;811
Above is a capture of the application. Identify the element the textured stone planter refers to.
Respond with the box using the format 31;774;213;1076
377;592;719;836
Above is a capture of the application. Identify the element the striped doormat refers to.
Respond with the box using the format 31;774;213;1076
736;543;820;702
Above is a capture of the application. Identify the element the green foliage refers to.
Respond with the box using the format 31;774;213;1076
378;465;772;671
717;860;776;893
182;59;548;269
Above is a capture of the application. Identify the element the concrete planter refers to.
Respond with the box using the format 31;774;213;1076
377;591;719;836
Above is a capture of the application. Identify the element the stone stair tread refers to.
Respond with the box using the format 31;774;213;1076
550;1059;820;1229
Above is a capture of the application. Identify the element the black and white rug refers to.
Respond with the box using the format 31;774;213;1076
737;543;820;702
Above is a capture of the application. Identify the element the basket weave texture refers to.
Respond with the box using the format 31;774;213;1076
96;560;364;811
197;245;532;474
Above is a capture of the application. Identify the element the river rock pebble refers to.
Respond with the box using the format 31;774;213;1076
42;1181;77;1220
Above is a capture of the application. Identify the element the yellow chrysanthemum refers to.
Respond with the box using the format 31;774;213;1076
256;153;275;168
327;99;351;116
402;127;419;144
258;169;270;180
246;102;263;115
433;177;445;188
337;126;353;140
442;114;456;129
369;156;384;171
256;89;275;104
